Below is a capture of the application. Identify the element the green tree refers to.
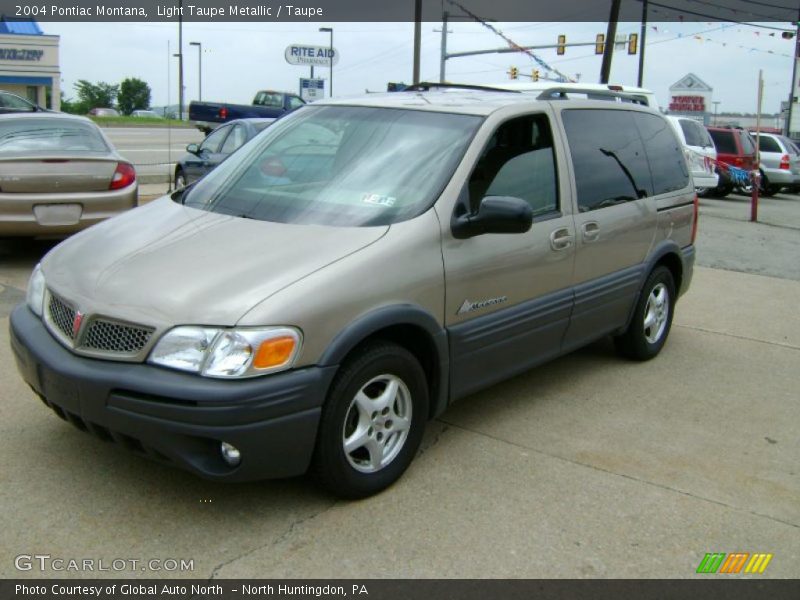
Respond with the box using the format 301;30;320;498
73;80;119;114
117;78;152;115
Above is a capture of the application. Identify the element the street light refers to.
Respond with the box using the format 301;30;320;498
189;41;202;101
319;27;333;98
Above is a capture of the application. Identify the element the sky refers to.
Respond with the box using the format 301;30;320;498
38;19;797;114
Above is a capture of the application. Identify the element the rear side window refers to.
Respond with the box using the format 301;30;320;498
739;132;756;155
781;136;799;155
634;113;689;195
758;136;782;153
679;119;710;148
708;130;737;154
562;109;651;212
468;114;558;216
0;93;35;110
0;118;108;154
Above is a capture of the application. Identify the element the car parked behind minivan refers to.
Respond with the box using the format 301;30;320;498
706;126;756;197
0;112;137;237
11;86;696;498
666;116;718;194
754;132;800;196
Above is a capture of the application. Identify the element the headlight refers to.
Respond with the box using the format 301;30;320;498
26;264;46;317
148;326;302;379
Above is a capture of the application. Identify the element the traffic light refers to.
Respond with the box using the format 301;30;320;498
628;33;638;55
509;66;518;80
557;34;566;56
595;34;605;55
532;70;540;82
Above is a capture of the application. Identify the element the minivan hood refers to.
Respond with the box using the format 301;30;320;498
42;196;388;326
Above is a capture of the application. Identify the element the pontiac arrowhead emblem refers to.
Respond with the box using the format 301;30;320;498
72;312;83;338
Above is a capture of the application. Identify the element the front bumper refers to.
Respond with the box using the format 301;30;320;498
10;304;337;481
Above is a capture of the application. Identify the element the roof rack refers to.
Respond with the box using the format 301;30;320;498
535;87;648;106
402;82;521;94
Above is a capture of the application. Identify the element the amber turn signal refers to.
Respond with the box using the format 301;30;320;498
253;336;297;369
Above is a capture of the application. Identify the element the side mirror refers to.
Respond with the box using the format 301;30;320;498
451;196;533;239
186;143;200;155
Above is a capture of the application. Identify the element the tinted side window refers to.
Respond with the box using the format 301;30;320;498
634;113;689;195
739;131;755;154
562;109;651;212
288;96;305;110
757;135;781;153
708;130;737;154
468;114;558;216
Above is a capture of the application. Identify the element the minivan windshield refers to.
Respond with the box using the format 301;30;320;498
182;105;482;226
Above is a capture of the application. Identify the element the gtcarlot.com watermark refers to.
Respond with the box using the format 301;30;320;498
15;554;194;573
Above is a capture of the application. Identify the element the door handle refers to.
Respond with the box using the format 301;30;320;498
582;221;600;242
549;227;573;251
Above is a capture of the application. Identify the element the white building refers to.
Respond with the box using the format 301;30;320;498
668;73;713;125
0;20;60;110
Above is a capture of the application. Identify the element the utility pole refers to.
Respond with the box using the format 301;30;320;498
637;0;648;87
439;11;449;83
413;0;421;84
189;41;202;101
786;9;800;137
600;0;622;84
177;0;183;120
753;70;764;223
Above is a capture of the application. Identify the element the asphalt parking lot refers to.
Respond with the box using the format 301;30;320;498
0;192;798;579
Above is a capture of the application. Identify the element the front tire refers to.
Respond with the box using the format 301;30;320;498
174;169;186;189
313;341;428;499
615;266;676;361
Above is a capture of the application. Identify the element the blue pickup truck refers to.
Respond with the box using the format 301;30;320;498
188;90;306;134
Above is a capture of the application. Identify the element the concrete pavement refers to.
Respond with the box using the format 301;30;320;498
1;265;797;579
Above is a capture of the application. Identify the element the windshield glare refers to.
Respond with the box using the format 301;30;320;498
182;105;482;226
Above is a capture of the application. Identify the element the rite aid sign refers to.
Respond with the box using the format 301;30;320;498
285;44;339;67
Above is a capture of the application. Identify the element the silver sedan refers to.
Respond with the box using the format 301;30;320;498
0;112;137;237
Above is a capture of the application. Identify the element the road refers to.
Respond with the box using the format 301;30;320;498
0;193;798;579
102;127;204;185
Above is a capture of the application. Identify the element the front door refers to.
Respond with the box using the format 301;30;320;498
441;112;576;400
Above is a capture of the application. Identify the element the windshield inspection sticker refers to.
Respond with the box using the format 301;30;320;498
362;193;396;207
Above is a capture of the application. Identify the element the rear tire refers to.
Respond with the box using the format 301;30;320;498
313;341;428;499
615;266;676;361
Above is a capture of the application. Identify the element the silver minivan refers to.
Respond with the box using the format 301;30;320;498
11;86;697;498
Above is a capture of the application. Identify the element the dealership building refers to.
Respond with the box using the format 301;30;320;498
668;73;713;125
0;19;60;110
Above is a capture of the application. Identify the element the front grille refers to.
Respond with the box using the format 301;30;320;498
48;294;77;340
45;289;155;359
82;319;154;355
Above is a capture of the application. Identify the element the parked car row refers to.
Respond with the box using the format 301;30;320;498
672;120;800;198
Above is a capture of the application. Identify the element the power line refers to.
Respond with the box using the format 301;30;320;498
643;1;795;31
684;0;797;21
